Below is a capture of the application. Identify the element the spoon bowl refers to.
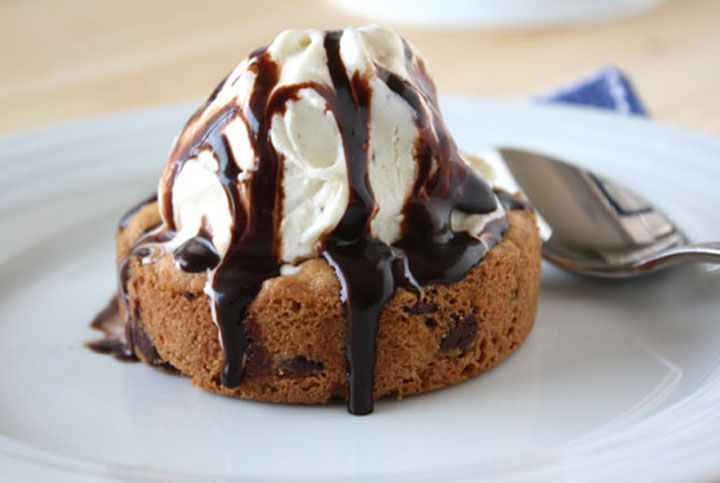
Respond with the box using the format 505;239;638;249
498;148;720;277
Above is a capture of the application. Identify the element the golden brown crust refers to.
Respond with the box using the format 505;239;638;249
118;202;541;404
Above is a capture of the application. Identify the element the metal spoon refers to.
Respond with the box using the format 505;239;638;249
498;148;720;277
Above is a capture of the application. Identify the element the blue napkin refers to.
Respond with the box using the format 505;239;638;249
538;67;648;117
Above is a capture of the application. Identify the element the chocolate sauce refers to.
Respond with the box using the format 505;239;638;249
320;30;399;415
118;193;157;230
92;224;174;365
161;105;239;231
379;64;499;286
210;50;283;389
92;29;532;415
87;296;177;372
495;189;533;212
173;232;220;272
86;297;135;360
125;318;179;372
119;246;150;307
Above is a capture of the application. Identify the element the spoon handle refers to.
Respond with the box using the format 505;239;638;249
641;242;720;271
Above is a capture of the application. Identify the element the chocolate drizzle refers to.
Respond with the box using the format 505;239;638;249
91;29;532;415
210;51;284;388
118;193;158;230
320;31;397;415
377;64;499;286
86;297;134;360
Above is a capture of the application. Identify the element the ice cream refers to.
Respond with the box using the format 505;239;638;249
122;26;514;414
160;26;505;266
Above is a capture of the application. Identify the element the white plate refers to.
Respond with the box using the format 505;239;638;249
1;99;720;482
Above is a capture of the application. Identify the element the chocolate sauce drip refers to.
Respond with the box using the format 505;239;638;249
173;232;220;272
207;72;231;104
211;50;283;388
319;30;398;415
87;295;177;372
97;224;173;364
118;193;157;230
401;39;439;110
86;337;135;360
323;239;395;414
161;105;239;231
90;297;121;331
119;246;149;305
86;297;135;360
126;318;179;371
390;252;421;292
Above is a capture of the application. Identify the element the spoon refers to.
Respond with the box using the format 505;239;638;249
497;148;720;277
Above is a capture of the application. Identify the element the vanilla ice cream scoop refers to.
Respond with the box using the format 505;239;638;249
150;26;510;415
159;26;504;265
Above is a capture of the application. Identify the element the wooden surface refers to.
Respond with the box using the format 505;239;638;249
2;0;719;136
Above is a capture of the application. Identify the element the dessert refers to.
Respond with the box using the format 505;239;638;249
89;26;541;415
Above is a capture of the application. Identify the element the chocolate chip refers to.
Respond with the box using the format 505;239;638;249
244;320;272;377
424;317;437;328
406;301;437;315
440;313;478;352
280;356;325;375
182;291;196;301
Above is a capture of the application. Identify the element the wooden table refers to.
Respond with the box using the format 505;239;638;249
2;0;719;136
